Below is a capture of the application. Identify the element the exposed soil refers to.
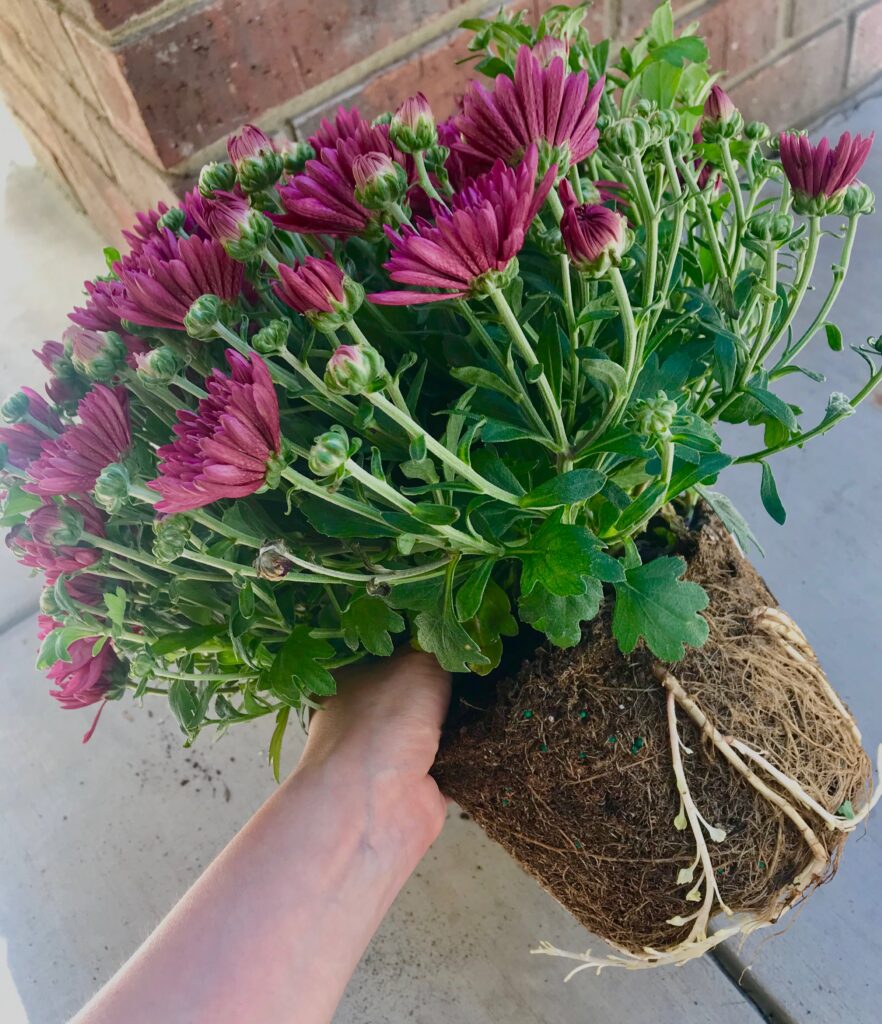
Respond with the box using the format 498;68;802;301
433;506;871;954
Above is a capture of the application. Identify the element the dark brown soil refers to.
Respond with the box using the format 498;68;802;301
433;507;871;954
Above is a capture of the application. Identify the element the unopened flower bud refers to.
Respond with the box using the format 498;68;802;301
1;391;30;424
605;116;654;156
308;426;350;477
324;343;386;395
157;207;187;233
153;514;191;563
747;211;794;244
274;256;364;332
200;190;272;261
30;502;85;547
252;319;291;355
227;125;284;193
64;326;127;381
184;295;230;341
134;346;182;385
198;161;237;197
559;181;632;277
843;180;875;216
744;120;770;143
700;85;743;142
93;462;131;513
372;112;393;127
635;391;678;439
276;137;315;175
130;651;155;678
668;129;692;159
353;152;409;210
389;92;437;154
649;108;679;140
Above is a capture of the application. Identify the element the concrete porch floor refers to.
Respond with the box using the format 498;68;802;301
1;90;881;1023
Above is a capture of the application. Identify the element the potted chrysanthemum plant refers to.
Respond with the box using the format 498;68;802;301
2;0;879;972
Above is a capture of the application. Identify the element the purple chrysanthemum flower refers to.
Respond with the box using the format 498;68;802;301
455;45;604;175
69;279;127;333
274;115;406;237
111;233;244;331
779;130;874;211
274;256;346;315
150;350;281;514
25;385;131;497
369;144;555;305
308;106;367;154
7;499;105;582
188;190;271;261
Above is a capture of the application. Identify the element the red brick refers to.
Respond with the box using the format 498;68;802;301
89;114;181;211
0;19;51;112
791;0;858;37
34;0;104;110
59;0;167;32
616;0;696;40
848;1;882;89
694;0;781;78
729;22;847;128
9;110;84;213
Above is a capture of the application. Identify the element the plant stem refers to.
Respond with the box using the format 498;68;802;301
773;214;858;372
364;390;521;503
630;153;658;308
546;187;565;223
719;139;746;272
413;150;444;204
488;286;570;462
674;155;733;305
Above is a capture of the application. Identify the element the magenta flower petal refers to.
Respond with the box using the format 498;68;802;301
780;130;874;203
274;256;346;314
150;350;281;514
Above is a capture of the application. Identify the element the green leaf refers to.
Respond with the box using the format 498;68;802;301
481;418;553;445
648;0;674;42
414;581;490;674
713;333;738;394
518;515;623;598
268;625;337;704
612;556;709;662
695;486;765;556
824;322;843;351
520;469;606;509
581;356;627;396
0;482;42;527
450;365;521;402
519;583;603;648
640;60;681;108
168;679;204;739
151;624;226;656
537;315;565;401
341;595;405;657
409;503;460;526
746;383;798;431
463;579;517;674
268;707;290;783
455;559;495;621
300;498;398;538
104;588;127;631
387;576;444;613
650;37;707;68
36;626;96;669
759;461;786;524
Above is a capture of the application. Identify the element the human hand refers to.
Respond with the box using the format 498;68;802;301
297;649;451;852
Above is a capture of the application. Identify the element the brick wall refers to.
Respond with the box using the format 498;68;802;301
1;0;881;240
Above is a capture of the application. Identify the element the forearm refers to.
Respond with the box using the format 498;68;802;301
74;755;438;1024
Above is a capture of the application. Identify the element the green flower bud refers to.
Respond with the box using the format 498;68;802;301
635;391;679;440
747;211;794;245
135;346;183;385
668;129;692;159
278;139;315;175
93;462;131;514
371;112;393;127
744;120;770;143
1;391;30;424
791;190;845;217
153;514;192;564
324;343;387;396
252;318;291;355
66;327;127;382
843;181;875;217
308;426;350;477
157;207;187;233
184;295;230;341
389;92;437;154
604;116;654;156
352;152;408;211
130;651;156;678
228;126;285;194
649;108;680;140
198;161;237;197
39;587;62;617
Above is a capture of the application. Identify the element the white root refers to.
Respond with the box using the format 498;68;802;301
751;606;862;744
731;738;882;832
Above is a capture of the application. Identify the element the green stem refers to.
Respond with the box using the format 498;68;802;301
413;150;444;204
364;390;521;504
675;155;733;303
630;153;658;308
773;215;858;372
546;187;565;223
489;286;570;461
173;375;208;400
720;139;746;272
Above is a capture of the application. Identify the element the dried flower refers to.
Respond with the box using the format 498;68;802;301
150;351;281;513
780;130;875;215
390;93;437;154
370;144;554;304
274;256;364;331
456;45;604;176
112;234;244;332
25;386;131;498
227;124;283;192
559;180;631;276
